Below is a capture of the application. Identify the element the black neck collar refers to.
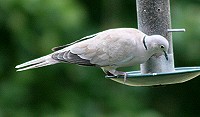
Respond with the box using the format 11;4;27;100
143;35;147;50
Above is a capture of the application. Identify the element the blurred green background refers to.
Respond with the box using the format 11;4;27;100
0;0;200;117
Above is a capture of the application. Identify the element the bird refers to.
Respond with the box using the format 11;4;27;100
15;28;169;82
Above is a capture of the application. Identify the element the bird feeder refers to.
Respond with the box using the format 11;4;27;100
106;0;200;86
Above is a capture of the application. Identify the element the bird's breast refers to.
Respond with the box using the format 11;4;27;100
116;55;148;67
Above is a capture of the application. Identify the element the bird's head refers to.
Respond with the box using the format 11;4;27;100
145;35;169;60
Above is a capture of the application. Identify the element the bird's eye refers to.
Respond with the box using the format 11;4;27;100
160;45;165;49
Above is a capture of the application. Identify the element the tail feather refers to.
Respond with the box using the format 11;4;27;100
15;54;58;71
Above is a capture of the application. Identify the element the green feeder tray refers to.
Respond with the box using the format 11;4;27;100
106;67;200;86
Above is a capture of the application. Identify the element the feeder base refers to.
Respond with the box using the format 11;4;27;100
106;67;200;86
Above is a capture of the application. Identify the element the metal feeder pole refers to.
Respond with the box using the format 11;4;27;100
136;0;175;74
107;0;200;86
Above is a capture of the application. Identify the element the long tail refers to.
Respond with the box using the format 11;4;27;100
15;54;59;72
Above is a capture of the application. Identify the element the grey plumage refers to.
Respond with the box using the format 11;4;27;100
15;28;169;80
15;54;58;71
52;51;94;66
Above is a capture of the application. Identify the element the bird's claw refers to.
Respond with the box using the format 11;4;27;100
116;72;127;84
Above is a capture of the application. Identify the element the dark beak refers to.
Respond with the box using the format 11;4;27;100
163;51;168;61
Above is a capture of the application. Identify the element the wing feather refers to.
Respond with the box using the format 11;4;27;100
52;33;98;51
52;28;141;67
52;51;95;66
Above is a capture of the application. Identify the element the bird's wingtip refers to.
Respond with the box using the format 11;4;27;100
15;65;20;69
16;69;23;72
15;64;24;72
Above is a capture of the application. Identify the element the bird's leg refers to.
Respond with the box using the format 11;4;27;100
107;70;127;84
123;72;127;84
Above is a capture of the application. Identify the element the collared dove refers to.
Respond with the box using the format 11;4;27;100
15;28;169;82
